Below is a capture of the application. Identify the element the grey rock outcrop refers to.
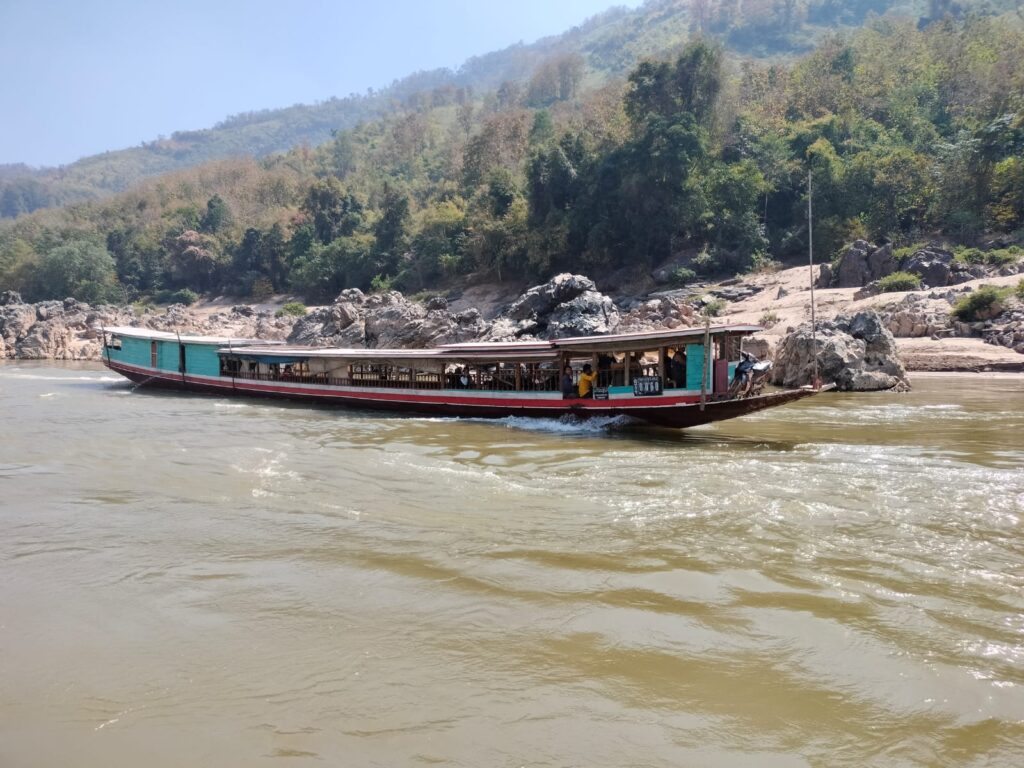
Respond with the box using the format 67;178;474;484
821;239;1019;289
545;291;619;338
487;273;620;340
618;294;697;333
504;274;598;321
983;307;1024;354
287;288;485;348
899;245;958;287
1;296;136;360
773;310;909;391
878;294;953;338
829;240;897;288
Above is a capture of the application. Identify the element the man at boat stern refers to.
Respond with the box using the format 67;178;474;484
578;364;597;399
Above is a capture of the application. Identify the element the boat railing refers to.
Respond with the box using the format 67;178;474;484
226;369;562;392
594;365;661;389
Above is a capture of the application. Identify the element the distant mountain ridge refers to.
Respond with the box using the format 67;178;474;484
0;0;1007;219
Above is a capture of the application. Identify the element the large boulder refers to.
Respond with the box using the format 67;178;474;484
830;240;897;288
773;310;909;391
899;244;956;287
15;318;79;359
503;273;598;321
545;291;619;338
497;274;620;339
0;302;39;356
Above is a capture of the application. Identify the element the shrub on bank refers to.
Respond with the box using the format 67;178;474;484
877;271;922;292
670;267;697;286
154;288;199;305
275;302;308;318
701;297;726;317
951;285;1011;322
893;242;928;262
953;245;1022;267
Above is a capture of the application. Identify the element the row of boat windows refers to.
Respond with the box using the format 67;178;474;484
215;346;728;391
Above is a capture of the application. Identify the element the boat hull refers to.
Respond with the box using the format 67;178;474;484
104;359;824;429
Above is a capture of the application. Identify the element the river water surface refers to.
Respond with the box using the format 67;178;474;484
1;362;1022;767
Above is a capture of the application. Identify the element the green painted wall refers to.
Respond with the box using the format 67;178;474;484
184;343;222;377
156;340;179;372
685;343;711;390
114;336;151;367
108;335;223;376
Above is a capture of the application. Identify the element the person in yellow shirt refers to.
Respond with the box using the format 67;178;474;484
577;363;597;398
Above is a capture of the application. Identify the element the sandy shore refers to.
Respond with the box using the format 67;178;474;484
716;265;1023;372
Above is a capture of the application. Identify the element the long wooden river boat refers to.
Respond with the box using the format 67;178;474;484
101;324;825;428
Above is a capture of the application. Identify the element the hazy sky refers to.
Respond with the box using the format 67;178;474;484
0;0;643;167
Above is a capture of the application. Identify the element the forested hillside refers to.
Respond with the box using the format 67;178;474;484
1;3;1022;305
1;0;994;219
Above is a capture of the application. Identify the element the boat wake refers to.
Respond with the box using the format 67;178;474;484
493;414;641;434
0;372;123;383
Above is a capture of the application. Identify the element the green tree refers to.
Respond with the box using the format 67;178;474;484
32;240;119;303
373;187;411;276
302;178;364;245
199;194;232;234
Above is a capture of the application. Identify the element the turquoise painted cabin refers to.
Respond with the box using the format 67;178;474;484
103;327;276;378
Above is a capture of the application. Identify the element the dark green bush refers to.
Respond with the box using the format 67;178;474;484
670;266;697;286
951;286;1010;321
155;288;199;305
954;246;1021;267
877;271;922;292
275;302;308;318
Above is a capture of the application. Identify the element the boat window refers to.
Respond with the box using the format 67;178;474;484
220;357;242;375
724;335;742;361
105;335;122;350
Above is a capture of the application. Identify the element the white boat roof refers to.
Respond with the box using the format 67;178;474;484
107;323;762;359
552;324;762;351
103;326;283;346
228;346;443;359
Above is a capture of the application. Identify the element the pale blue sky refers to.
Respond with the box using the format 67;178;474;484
0;0;642;167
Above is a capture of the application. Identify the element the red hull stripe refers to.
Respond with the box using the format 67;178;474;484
104;359;703;410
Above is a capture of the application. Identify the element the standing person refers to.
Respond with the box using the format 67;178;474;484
561;365;576;399
578;363;597;399
669;348;685;388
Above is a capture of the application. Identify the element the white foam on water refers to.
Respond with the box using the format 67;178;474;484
494;414;640;435
401;413;641;435
0;373;123;382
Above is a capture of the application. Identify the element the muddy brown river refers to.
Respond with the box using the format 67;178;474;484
1;362;1022;767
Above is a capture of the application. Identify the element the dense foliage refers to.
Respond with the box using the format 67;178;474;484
1;8;1023;304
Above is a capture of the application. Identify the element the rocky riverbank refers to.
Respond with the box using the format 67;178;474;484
3;249;1023;389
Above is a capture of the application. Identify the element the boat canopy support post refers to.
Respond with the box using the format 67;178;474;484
808;168;820;389
700;316;710;410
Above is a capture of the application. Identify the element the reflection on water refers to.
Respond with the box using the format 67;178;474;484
1;362;1022;767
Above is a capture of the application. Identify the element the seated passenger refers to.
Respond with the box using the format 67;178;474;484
578;363;597;399
458;367;472;389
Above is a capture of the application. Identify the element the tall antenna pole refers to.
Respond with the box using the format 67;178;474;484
808;169;819;389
